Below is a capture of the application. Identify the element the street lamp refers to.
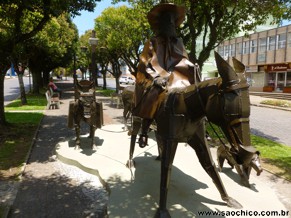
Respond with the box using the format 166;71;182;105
89;30;98;86
80;46;88;80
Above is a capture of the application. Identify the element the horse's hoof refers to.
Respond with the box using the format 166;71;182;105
154;209;171;218
126;160;135;168
75;145;80;150
92;145;97;150
224;196;243;209
127;130;132;136
138;135;148;148
240;176;251;188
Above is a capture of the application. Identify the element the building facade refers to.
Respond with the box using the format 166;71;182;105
217;24;291;93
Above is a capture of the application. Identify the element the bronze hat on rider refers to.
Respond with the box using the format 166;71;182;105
147;3;186;30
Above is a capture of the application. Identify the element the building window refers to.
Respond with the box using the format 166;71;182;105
236;42;242;54
242;41;249;54
267;73;275;87
224;45;229;57
268;36;276;50
230;44;235;56
258;53;266;63
217;46;224;56
287;72;291;87
278;33;286;49
250;40;257;53
259;38;267;52
288;33;291;47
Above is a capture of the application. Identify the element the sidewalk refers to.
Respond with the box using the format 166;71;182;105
1;80;291;218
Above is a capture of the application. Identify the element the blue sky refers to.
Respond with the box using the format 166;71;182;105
72;1;129;36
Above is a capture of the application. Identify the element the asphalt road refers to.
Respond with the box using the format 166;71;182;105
250;105;291;146
4;76;31;105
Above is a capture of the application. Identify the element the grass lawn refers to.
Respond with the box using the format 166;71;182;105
261;99;291;108
96;87;116;97
0;112;43;180
5;93;47;111
1;93;45;180
252;135;291;181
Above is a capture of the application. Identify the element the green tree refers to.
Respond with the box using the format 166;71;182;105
94;5;149;90
113;0;289;69
0;0;100;126
26;14;78;94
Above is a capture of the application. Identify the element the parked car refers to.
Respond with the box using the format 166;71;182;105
119;76;135;85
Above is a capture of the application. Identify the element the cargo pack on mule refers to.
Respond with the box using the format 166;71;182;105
68;78;103;149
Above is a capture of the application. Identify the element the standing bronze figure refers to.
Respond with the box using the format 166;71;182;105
68;79;103;149
131;3;260;217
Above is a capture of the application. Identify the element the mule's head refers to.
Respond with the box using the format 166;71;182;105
208;52;257;166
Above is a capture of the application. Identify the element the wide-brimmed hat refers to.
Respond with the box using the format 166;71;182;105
147;3;186;29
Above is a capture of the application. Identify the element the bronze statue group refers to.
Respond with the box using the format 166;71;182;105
69;3;263;217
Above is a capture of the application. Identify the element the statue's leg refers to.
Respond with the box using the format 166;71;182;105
74;121;81;150
89;102;97;149
188;126;242;209
138;118;153;148
126;116;142;168
216;145;226;172
74;102;81;149
156;139;178;218
123;104;131;131
90;124;97;149
155;131;162;160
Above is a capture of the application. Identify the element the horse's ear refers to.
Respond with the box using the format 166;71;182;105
232;57;245;74
214;51;239;87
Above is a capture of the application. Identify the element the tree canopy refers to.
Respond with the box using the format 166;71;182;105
112;0;291;69
94;5;149;75
0;0;100;126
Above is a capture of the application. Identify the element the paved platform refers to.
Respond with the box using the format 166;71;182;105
56;124;288;218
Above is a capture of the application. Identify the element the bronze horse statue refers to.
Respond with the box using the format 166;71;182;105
128;52;261;217
68;79;103;149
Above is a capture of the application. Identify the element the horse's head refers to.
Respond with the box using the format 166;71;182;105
207;52;257;168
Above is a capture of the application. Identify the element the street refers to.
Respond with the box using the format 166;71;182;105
250;105;291;146
4;76;31;105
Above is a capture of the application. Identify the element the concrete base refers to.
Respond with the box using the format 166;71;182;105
56;124;287;218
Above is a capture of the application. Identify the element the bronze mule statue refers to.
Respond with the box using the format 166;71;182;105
132;52;260;217
68;79;103;149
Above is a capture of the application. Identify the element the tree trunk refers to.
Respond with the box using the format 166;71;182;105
0;72;7;126
32;71;41;94
18;73;27;105
43;69;50;87
101;63;107;90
